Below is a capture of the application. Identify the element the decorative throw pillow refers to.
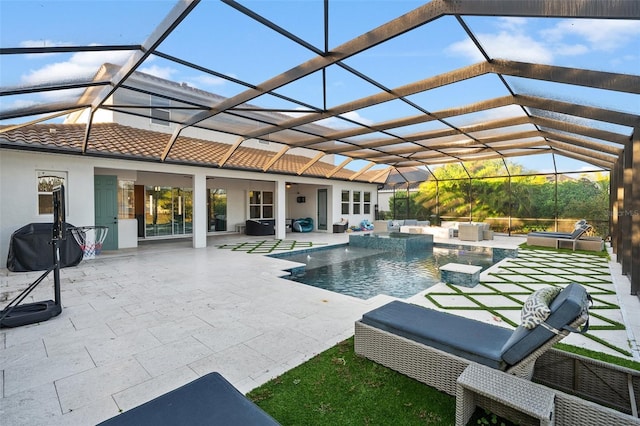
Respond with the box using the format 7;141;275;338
521;286;562;329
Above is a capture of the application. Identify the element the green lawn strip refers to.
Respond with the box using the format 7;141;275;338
586;310;626;330
424;286;522;327
589;296;623;310
518;243;610;259
247;338;458;426
555;343;640;370
425;280;629;356
566;334;633;358
577;283;616;293
246;338;636;425
218;240;327;254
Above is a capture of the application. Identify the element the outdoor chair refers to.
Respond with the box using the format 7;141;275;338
97;372;280;426
527;220;588;239
292;217;314;232
526;224;591;250
354;283;590;396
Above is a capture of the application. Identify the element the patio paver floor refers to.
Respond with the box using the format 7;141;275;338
1;232;638;425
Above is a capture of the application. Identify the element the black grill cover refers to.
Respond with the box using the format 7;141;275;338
6;223;83;272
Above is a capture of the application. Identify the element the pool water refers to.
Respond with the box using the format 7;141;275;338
276;245;494;300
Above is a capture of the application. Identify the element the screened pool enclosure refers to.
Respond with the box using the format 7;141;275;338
1;0;638;294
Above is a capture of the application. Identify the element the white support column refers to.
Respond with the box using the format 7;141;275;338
275;180;286;240
192;172;207;249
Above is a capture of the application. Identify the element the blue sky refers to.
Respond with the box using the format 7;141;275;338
1;0;639;174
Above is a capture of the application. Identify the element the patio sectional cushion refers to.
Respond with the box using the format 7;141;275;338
97;372;280;425
501;283;588;366
361;301;512;369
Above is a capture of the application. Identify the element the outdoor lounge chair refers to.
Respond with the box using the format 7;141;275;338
527;219;591;238
97;372;280;425
354;283;590;396
526;224;591;250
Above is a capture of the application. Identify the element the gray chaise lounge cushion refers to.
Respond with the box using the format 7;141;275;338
97;372;280;426
361;301;512;369
501;283;588;365
360;283;588;371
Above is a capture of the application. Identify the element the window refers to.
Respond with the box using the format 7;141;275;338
353;191;361;214
151;95;170;126
341;190;350;215
208;188;227;232
364;191;371;214
249;190;273;219
118;180;135;219
37;170;67;214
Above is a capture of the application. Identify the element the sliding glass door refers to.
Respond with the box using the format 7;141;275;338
145;186;193;237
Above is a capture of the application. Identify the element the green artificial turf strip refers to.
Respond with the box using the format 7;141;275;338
247;338;457;425
518;243;610;259
555;343;640;370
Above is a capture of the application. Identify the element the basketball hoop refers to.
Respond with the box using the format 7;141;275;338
70;226;109;259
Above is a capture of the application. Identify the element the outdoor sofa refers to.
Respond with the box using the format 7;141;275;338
373;219;429;233
355;283;639;425
245;219;275;236
97;372;280;426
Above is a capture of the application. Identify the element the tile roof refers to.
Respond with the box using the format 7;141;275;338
0;123;385;183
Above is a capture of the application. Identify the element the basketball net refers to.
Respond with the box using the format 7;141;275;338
70;226;109;260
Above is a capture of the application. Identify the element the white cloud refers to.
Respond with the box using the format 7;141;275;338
138;65;177;80
448;17;639;65
20;39;73;58
4;99;39;110
21;39;67;48
190;74;227;87
541;19;640;52
340;111;374;126
282;108;374;129
496;17;528;32
20;48;131;85
471;105;525;122
551;43;589;56
317;110;374;129
447;32;553;63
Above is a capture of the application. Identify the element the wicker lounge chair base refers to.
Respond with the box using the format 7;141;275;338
456;363;640;426
354;282;640;426
534;348;640;417
456;363;556;426
355;320;472;395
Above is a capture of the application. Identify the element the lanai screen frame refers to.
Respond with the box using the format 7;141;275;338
1;0;638;295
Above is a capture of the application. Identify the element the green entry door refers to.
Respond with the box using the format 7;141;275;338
95;175;118;250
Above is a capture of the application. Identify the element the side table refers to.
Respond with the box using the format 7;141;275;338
456;363;555;426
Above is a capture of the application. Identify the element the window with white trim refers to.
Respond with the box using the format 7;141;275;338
118;180;135;219
341;190;350;215
364;191;371;214
353;191;361;214
37;170;67;215
249;190;273;219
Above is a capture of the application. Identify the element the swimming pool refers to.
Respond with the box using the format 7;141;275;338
273;244;494;300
